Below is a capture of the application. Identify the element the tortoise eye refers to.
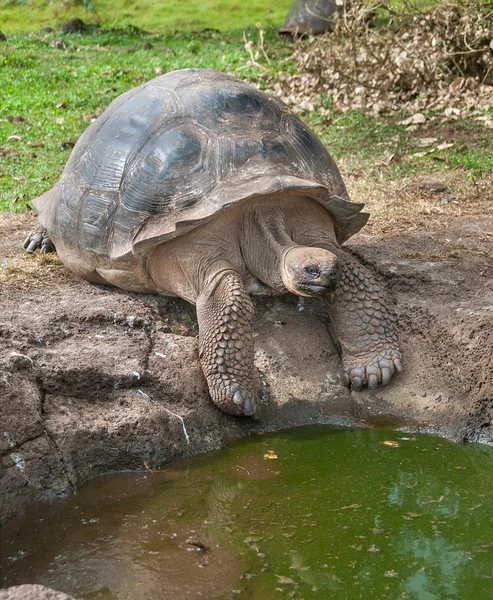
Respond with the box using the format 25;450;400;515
305;266;320;278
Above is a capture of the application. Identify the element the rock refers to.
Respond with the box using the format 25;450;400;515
50;40;65;49
0;585;75;600
280;0;341;35
61;18;86;33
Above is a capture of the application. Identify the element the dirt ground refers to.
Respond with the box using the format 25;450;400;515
1;204;492;529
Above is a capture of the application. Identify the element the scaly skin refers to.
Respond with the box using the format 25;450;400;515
196;271;260;417
23;227;56;254
326;255;402;390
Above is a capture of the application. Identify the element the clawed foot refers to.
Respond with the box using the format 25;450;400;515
197;271;262;419
342;347;403;391
224;381;261;418
22;228;56;254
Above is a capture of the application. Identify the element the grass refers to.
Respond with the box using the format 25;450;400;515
0;26;294;210
0;22;492;222
0;0;293;33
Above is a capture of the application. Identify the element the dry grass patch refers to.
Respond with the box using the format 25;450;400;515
345;169;493;240
272;0;493;116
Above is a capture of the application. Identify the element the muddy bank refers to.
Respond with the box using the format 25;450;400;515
1;213;492;527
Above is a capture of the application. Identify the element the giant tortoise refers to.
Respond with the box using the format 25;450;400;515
24;68;402;418
280;0;341;35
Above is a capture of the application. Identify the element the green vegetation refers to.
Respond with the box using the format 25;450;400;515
0;0;293;33
1;22;491;213
311;105;493;179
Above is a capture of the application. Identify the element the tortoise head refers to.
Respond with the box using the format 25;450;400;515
281;246;341;297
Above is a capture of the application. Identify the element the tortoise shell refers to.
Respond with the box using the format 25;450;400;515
280;0;341;35
35;69;368;262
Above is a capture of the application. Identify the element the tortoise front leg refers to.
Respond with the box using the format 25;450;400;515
324;253;402;390
196;270;261;417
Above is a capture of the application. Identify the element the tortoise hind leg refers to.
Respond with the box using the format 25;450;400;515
196;270;261;418
23;227;56;254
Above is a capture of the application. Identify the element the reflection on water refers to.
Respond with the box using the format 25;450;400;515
1;427;492;599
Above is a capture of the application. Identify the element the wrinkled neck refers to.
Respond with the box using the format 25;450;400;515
241;201;297;291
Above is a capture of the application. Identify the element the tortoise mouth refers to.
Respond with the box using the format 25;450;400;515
299;282;337;296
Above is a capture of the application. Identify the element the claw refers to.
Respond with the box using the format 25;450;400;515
394;359;403;372
342;372;350;388
381;366;392;386
242;398;253;416
252;402;260;419
352;375;363;391
368;373;378;389
26;239;39;253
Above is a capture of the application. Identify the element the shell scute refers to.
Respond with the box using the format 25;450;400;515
120;120;215;216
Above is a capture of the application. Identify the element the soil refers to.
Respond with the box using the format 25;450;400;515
1;211;492;541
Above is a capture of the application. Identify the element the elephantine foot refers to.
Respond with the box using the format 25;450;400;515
23;228;56;254
325;255;403;391
197;270;262;418
342;345;403;391
215;379;261;418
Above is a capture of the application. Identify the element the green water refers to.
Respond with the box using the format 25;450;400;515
1;427;493;600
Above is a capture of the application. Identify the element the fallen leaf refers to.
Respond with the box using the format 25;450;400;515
400;113;426;126
408;182;449;193
0;147;19;157
418;137;438;146
444;107;461;117
87;108;104;122
7;135;22;142
276;575;298;586
263;449;278;460
436;142;454;150
381;440;400;447
6;115;28;124
420;495;447;506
